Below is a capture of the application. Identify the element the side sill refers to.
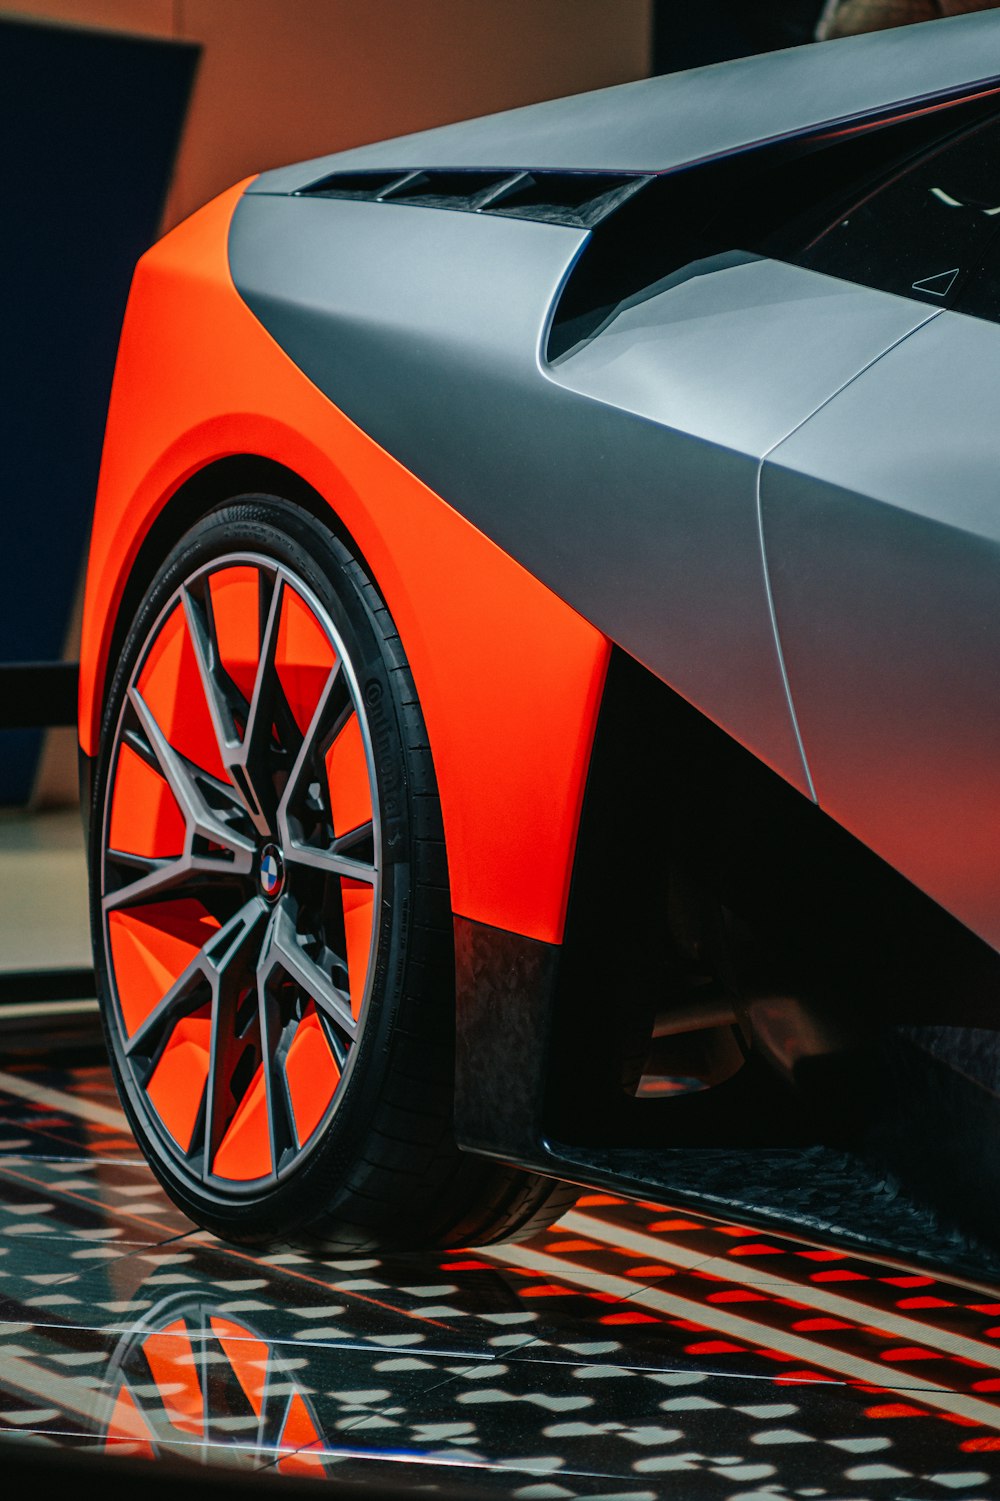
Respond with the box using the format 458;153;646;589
453;914;559;1161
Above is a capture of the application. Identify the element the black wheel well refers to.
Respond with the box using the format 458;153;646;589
547;646;1000;1145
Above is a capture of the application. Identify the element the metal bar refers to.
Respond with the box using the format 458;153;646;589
0;662;79;728
0;967;95;1005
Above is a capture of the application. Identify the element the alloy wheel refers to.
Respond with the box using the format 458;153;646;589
100;553;381;1191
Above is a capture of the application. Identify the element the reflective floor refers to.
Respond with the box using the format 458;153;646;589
0;1062;997;1497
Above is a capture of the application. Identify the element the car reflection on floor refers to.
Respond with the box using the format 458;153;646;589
0;1060;996;1498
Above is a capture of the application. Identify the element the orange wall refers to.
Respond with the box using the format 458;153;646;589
3;1;652;229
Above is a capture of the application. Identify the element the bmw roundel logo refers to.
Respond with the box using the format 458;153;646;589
259;844;285;901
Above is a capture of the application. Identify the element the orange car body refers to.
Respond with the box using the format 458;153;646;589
79;180;610;950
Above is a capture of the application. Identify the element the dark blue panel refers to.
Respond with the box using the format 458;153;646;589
0;17;198;804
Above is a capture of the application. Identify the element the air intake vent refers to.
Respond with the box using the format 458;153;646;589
488;173;643;228
302;170;407;201
382;171;512;209
298;168;650;228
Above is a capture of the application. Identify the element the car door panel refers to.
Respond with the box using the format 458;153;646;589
761;308;1000;949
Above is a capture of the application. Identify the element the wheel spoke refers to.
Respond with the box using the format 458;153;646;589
259;902;356;1042
123;952;207;1060
202;898;270;1172
123;896;264;1072
240;572;285;794
119;726;244;822
129;686;255;863
275;656;342;850
276;670;377;883
283;839;377;884
180;585;242;757
329;820;374;856
182;575;286;838
104;849;162;882
256;979;297;1172
316;1007;349;1071
103;851;246;913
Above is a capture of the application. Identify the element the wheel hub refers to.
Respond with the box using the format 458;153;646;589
258;842;285;902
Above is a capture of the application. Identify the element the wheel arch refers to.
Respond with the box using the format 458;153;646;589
94;453;365;742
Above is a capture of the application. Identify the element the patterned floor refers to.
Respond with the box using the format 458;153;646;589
0;1060;998;1498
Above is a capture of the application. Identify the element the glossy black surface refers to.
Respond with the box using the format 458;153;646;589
1;1058;999;1496
774;110;1000;311
453;916;557;1159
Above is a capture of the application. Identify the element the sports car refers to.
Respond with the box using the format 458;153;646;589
80;9;1000;1250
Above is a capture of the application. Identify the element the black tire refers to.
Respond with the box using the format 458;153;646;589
89;495;576;1250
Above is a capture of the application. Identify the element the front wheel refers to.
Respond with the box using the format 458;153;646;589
89;495;576;1249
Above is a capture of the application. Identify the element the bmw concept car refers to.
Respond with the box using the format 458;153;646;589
80;11;1000;1249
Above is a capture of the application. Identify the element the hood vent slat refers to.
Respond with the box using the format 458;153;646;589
298;167;650;228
